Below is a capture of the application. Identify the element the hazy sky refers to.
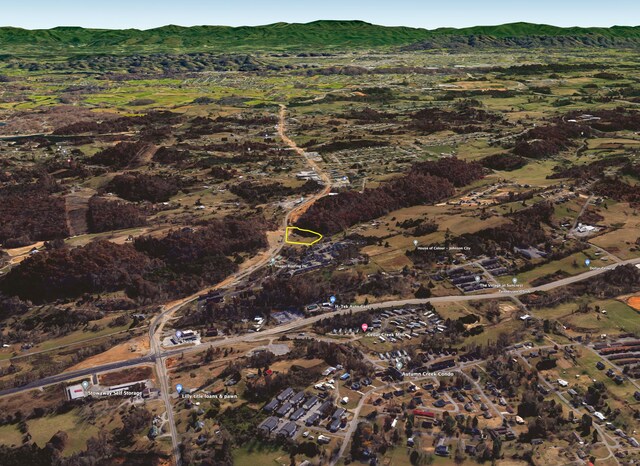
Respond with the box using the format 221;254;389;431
3;0;639;30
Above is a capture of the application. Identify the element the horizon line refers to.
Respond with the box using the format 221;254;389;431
1;19;639;32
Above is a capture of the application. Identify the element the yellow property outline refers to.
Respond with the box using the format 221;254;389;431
285;226;323;246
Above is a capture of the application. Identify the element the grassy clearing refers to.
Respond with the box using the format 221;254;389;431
491;159;559;187
535;298;640;335
498;248;608;287
0;424;24;446
464;319;524;347
232;439;291;466
28;410;99;454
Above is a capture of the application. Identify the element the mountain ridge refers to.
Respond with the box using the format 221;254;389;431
1;20;640;54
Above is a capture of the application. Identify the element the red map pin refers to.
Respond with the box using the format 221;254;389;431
361;323;368;332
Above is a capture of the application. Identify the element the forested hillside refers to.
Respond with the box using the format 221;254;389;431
1;21;640;55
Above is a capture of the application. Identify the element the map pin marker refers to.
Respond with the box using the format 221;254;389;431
81;380;89;390
176;384;183;394
585;259;591;267
329;296;336;305
361;323;369;332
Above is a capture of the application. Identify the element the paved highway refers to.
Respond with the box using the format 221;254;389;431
3;255;639;399
2;105;639;465
144;104;333;466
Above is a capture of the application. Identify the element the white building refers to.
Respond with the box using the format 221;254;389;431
66;383;87;400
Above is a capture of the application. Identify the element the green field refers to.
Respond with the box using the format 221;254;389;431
498;248;610;287
27;410;99;454
536;298;640;335
232;440;292;466
0;424;24;446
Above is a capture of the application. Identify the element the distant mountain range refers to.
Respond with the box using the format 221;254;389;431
1;21;640;55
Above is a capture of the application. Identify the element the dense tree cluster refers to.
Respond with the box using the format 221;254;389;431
104;172;180;202
412;157;485;187
297;172;455;235
513;122;591;159
518;384;567;441
297;158;483;235
0;177;68;247
209;166;236;180
408;106;502;135
309;138;389;153
214;113;278;126
55;111;184;136
337;107;396;123
498;62;603;75
181;117;227;139
0;240;154;302
177;267;363;330
1;216;269;303
230;180;320;204
134;217;269;291
87;197;147;233
152;146;192;165
592;177;640;202
481;152;528;171
293;86;395;106
566;108;640;132
622;162;640;179
405;35;640;51
14;53;266;74
548;156;628;180
244;364;321;404
357;272;410;298
453;201;555;256
441;89;520;100
198;141;273;153
90;142;149;168
114;406;153;446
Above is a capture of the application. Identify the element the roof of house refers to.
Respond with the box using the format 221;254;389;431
276;402;293;416
259;416;278;431
303;396;318;409
264;399;279;411
290;391;305;405
277;387;295;401
278;421;297;437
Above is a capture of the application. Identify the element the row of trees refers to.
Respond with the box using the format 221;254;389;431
230;180;320;204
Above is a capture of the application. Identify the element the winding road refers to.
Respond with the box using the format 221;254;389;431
147;104;333;465
2;106;639;465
